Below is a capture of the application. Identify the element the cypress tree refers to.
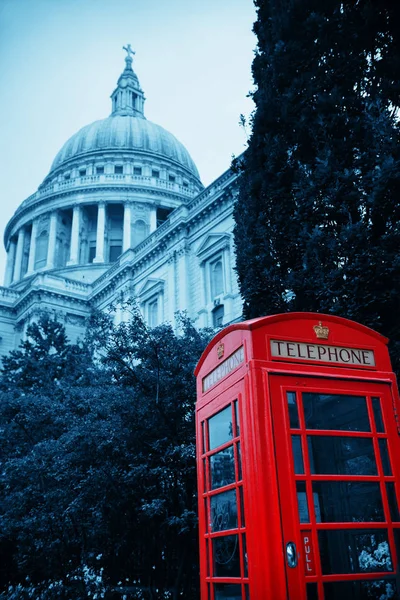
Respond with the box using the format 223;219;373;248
234;0;400;370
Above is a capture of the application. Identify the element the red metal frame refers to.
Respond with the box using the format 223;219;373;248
195;313;400;599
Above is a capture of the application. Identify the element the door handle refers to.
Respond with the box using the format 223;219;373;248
286;541;298;568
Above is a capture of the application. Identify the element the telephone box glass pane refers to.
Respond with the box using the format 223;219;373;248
296;481;310;523
287;391;300;428
209;406;233;450
212;534;241;577
292;435;305;474
318;529;392;574
386;483;400;521
210;489;238;532
303;393;370;431
239;486;245;527
306;583;318;600
210;446;235;489
307;436;377;475
214;583;242;599
242;533;248;576
324;579;397;600
234;400;240;437
379;439;392;475
313;481;384;522
237;442;242;481
372;397;385;433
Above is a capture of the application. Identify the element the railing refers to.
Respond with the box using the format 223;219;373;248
19;173;199;210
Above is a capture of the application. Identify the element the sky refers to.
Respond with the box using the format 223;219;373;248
0;0;256;282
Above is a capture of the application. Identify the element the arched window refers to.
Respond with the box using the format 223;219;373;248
34;230;49;269
211;260;224;298
212;304;224;328
134;220;147;246
148;298;158;328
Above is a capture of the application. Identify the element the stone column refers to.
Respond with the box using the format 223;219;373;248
149;207;157;233
13;228;25;282
46;211;58;269
4;238;17;286
93;202;106;263
67;205;81;266
26;220;38;276
177;245;189;312
167;252;176;323
123;202;132;252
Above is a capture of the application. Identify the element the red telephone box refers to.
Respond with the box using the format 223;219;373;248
194;313;400;600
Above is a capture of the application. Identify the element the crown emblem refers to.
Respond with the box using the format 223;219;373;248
313;321;329;340
217;343;225;359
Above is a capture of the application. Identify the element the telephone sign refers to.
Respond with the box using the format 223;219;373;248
195;313;400;600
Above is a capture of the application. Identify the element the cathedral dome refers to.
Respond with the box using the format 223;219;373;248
50;116;200;179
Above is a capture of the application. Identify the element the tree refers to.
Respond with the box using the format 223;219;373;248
234;0;400;370
0;310;212;599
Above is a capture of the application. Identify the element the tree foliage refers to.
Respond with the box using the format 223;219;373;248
234;0;400;370
0;310;213;599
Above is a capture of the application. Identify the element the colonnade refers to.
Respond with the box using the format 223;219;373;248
4;202;158;286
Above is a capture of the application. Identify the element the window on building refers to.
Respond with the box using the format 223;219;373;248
169;174;176;183
183;181;189;188
96;166;104;175
134;167;142;176
88;244;96;263
148;298;159;328
64;174;71;180
212;305;224;328
152;169;160;178
134;220;147;246
156;207;172;228
109;244;122;263
34;230;49;269
132;92;137;108
211;259;224;299
114;166;123;174
79;169;86;177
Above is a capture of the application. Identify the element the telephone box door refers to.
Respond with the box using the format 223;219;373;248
270;374;400;600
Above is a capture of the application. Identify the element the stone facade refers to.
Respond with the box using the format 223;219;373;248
0;50;242;355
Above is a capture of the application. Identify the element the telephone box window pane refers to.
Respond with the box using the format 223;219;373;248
318;529;392;574
313;481;384;522
386;483;400;521
307;436;377;475
306;583;318;600
292;435;304;474
287;391;300;429
210;489;238;532
207;583;211;600
202;421;206;454
379;439;392;475
203;459;207;492
296;481;310;523
204;498;209;533
303;393;370;431
324;579;397;600
242;533;248;576
234;400;240;437
214;583;242;599
237;442;242;481
210;447;235;490
212;535;241;578
244;584;249;600
206;539;210;576
239;486;245;527
209;406;233;450
372;397;385;433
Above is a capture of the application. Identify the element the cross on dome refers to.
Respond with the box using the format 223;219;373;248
123;44;135;59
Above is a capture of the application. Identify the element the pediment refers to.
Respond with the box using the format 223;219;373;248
196;233;231;260
138;278;165;300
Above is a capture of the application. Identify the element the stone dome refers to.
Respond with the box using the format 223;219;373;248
49;116;200;179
